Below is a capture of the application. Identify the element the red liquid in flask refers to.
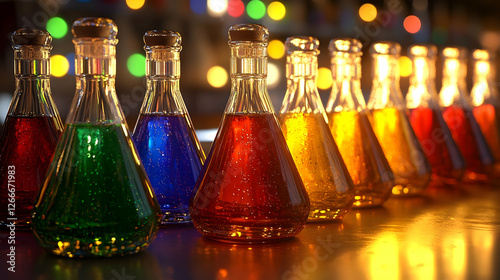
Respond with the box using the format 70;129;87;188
409;107;465;184
0;115;61;227
190;113;309;243
442;105;494;181
473;104;500;176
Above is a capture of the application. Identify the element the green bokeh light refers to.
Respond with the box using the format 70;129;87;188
247;0;266;20
127;53;146;77
46;17;68;39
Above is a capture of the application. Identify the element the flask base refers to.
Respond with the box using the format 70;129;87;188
192;220;305;243
307;206;351;222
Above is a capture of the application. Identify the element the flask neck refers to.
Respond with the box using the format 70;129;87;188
368;54;405;110
146;46;180;78
326;53;366;113
13;46;50;77
226;43;273;114
470;59;498;106
439;58;469;108
74;39;116;78
407;56;439;109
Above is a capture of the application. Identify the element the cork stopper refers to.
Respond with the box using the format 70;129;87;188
72;17;117;40
228;23;269;43
370;41;401;56
11;28;52;46
285;36;319;54
144;30;181;47
329;38;363;54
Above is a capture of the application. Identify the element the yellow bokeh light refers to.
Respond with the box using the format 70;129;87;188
51;54;69;77
268;62;281;89
268;40;285;59
317;67;333;90
399;56;412;77
359;3;377;22
268;1;286;21
126;0;145;10
207;66;228;88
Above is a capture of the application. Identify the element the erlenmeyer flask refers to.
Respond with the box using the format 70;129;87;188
278;36;354;222
439;47;494;183
326;38;394;207
133;30;205;225
367;41;431;196
469;49;500;177
406;44;466;186
31;18;161;257
0;29;63;229
190;24;310;243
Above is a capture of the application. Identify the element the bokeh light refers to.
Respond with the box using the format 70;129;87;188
359;3;377;22
268;62;281;89
247;0;266;20
51;55;69;77
228;0;245;17
207;66;228;88
190;0;206;15
268;1;286;21
399;56;412;77
46;17;68;39
207;0;228;17
126;0;145;10
317;67;333;90
268;40;285;59
404;15;421;34
127;53;146;77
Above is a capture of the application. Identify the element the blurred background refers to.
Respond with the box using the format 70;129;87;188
1;0;500;140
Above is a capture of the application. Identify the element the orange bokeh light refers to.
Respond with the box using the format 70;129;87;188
404;15;421;34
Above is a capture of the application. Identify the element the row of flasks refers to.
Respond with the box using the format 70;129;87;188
1;18;499;258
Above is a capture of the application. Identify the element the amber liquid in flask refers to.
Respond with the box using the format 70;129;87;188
0;29;63;229
439;47;494;183
31;18;161;258
326;38;394;208
132;31;205;225
470;49;500;177
406;45;466;186
278;36;354;222
367;41;431;196
190;24;309;243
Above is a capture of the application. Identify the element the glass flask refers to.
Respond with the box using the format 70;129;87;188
406;44;466;186
367;41;431;196
190;24;310;243
133;30;205;225
469;49;500;177
0;29;63;229
439;47;494;183
278;36;354;222
31;18;161;258
326;38;394;207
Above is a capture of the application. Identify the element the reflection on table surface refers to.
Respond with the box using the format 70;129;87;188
1;184;499;280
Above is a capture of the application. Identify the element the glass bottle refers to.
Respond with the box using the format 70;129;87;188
439;47;494;183
190;24;310;243
31;18;161;258
367;41;431;196
278;36;354;222
133;30;205;225
0;29;63;229
469;49;500;177
326;38;394;207
406;44;466;186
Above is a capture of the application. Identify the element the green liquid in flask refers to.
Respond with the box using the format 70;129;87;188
31;123;161;258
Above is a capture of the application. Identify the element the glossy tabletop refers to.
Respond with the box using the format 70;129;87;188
1;184;499;280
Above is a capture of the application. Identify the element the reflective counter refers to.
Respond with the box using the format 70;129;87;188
1;184;499;280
